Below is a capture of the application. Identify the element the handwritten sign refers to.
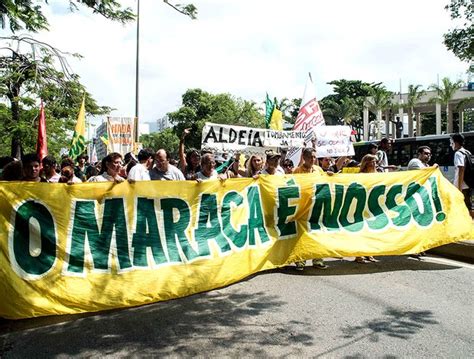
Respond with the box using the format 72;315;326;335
314;126;354;157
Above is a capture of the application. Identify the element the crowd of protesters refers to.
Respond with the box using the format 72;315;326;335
0;131;471;269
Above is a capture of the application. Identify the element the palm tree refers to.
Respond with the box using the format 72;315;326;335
367;86;393;139
406;84;425;137
429;77;463;133
322;97;361;126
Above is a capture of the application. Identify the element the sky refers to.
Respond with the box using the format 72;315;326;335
6;0;470;126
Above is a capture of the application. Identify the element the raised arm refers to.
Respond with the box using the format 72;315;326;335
179;128;191;173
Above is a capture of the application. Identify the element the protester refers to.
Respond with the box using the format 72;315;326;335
246;154;264;178
21;153;46;182
368;143;378;155
355;154;379;263
61;158;83;183
1;160;22;181
41;155;61;182
282;159;294;174
319;157;339;173
293;147;328;270
293;148;325;175
88;152;125;183
127;148;154;182
0;156;14;177
261;150;284;175
407;146;433;170
196;153;219;181
74;154;88;182
179;128;201;180
375;138;393;172
59;165;76;184
451;133;472;214
150;149;185;180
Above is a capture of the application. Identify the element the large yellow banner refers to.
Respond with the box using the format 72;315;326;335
0;168;472;319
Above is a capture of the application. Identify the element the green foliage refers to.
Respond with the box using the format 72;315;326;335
320;79;380;139
443;0;473;62
168;88;265;149
0;35;110;158
429;77;464;105
0;0;197;34
140;128;180;157
0;0;135;33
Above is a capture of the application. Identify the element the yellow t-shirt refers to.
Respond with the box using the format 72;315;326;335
293;165;324;175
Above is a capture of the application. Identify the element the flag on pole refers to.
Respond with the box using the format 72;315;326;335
269;108;283;131
68;96;86;160
36;100;47;162
265;93;274;129
100;134;109;146
90;143;98;164
287;73;326;165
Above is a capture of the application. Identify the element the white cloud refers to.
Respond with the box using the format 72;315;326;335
9;0;470;125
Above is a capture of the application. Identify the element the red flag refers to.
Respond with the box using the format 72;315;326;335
36;100;47;161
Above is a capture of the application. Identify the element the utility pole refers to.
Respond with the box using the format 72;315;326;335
134;0;140;143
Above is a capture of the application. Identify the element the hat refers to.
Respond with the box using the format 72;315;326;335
265;149;281;159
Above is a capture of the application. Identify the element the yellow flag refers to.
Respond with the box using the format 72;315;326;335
269;108;283;130
68;96;86;159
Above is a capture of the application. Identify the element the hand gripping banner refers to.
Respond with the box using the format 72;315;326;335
0;168;472;319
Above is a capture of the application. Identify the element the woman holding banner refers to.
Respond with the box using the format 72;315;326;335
88;152;125;183
355;154;378;263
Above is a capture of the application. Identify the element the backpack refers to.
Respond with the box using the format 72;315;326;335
458;149;474;188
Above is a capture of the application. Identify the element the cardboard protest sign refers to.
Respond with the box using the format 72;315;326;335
314;126;355;158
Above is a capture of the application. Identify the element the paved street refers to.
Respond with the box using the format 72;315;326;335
1;255;473;358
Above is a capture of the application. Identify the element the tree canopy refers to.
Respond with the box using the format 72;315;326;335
0;0;197;33
0;35;109;158
443;0;473;62
168;88;265;149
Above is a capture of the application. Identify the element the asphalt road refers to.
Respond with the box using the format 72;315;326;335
1;255;473;358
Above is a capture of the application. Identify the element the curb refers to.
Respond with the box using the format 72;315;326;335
428;241;474;264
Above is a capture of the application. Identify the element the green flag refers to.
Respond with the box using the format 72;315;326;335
265;93;274;129
68;97;86;159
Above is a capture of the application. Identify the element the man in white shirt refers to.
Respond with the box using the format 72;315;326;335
127;148;154;181
42;155;61;182
451;133;471;213
150;149;185;181
407;146;432;170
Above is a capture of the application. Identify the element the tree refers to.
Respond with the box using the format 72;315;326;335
320;79;380;140
168;88;265;149
443;0;473;62
140;128;180;156
406;84;425;137
321;97;361;126
366;86;393;139
0;35;109;158
429;77;463;133
0;0;197;33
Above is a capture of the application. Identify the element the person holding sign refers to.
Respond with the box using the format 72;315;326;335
179;128;201;180
293;147;329;270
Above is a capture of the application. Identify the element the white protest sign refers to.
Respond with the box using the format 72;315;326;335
201;123;305;154
314;126;354;158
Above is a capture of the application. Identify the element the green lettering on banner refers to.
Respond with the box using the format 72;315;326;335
67;199;131;273
367;185;389;230
12;201;56;276
221;191;248;248
161;198;198;262
429;177;446;221
404;182;433;226
132;198;167;267
309;184;343;231
385;185;411;227
277;186;300;237
247;186;270;245
339;183;366;232
194;194;231;256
